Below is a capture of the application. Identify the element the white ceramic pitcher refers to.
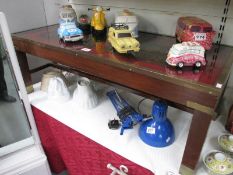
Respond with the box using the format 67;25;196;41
73;77;98;110
47;77;70;103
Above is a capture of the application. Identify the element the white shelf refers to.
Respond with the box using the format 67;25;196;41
0;145;50;175
28;83;192;175
30;82;232;174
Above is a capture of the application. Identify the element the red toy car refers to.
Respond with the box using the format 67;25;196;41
176;16;216;50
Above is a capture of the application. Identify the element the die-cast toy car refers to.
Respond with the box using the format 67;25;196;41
58;21;84;42
175;16;216;50
166;42;206;68
58;5;83;42
108;24;140;54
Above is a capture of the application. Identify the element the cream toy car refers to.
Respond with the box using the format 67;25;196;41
108;24;140;54
115;10;138;37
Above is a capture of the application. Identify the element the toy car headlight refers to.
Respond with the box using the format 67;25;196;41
121;45;125;49
78;29;83;34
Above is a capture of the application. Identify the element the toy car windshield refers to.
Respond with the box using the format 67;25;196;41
203;27;213;32
170;48;180;55
112;23;129;29
60;23;76;29
118;33;132;38
61;13;74;18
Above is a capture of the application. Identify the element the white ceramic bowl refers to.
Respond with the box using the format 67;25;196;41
203;150;233;175
218;134;233;153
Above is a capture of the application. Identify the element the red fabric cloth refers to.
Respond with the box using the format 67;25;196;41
32;106;154;175
33;107;66;174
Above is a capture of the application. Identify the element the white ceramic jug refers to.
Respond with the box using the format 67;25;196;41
41;71;67;92
73;77;98;109
47;77;70;103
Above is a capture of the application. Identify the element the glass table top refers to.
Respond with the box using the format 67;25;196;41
13;25;233;89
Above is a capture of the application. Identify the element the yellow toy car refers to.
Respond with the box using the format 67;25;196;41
108;24;140;54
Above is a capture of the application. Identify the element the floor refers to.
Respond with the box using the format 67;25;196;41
0;57;69;173
0;59;31;146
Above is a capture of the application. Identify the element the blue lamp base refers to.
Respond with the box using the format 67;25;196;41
139;118;175;148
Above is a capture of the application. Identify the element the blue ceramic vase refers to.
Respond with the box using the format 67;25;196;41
139;100;175;147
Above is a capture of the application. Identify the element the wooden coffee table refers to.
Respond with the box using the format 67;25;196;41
12;25;233;174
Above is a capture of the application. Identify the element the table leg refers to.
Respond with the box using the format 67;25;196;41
16;50;33;93
180;110;212;175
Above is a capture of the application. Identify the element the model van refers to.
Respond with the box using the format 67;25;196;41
166;42;206;68
175;16;216;50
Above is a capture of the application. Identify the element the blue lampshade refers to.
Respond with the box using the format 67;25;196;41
139;100;175;147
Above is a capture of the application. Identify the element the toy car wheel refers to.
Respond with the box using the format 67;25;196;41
62;37;66;43
195;61;201;68
58;35;63;40
112;46;117;52
177;62;184;68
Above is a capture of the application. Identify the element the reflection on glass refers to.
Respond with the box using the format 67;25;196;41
0;32;31;149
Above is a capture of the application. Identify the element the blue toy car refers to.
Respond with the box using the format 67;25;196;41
58;21;84;42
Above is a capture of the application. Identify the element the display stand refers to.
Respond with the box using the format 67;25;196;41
12;25;233;174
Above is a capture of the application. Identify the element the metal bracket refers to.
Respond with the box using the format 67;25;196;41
186;101;216;117
212;0;231;61
26;85;34;94
179;165;194;175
